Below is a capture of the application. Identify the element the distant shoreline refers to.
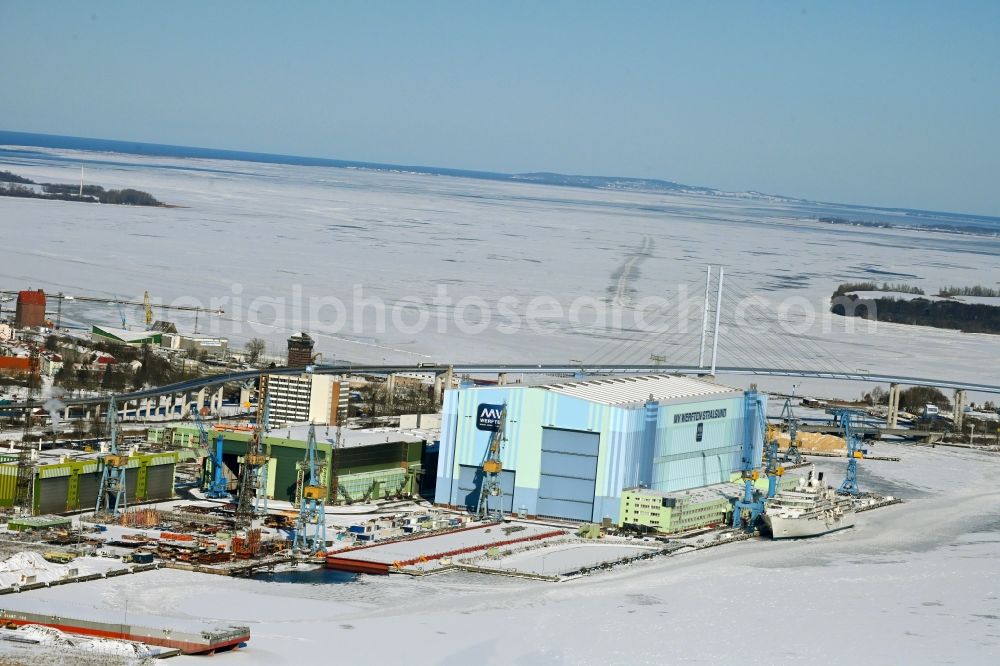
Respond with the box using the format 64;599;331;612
1;129;998;237
0;168;165;207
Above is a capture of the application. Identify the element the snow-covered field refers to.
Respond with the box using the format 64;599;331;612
12;443;999;665
2;146;998;401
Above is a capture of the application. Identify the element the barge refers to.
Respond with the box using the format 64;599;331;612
0;603;249;655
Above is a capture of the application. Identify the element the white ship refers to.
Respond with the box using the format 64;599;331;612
763;468;855;539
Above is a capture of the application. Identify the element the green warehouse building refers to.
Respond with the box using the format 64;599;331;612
0;448;180;515
150;424;428;504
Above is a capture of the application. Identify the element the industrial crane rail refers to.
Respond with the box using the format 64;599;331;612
6;363;1000;413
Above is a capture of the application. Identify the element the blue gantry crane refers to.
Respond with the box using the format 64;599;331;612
95;396;129;516
779;392;803;465
235;377;272;530
293;423;328;554
114;297;128;329
193;409;229;498
832;408;865;495
763;433;784;499
732;386;784;529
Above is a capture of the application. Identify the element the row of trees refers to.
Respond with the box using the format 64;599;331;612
832;281;925;297
938;285;1000;298
353;381;435;418
860;385;952;413
832;294;1000;335
0;169;164;206
0;170;33;184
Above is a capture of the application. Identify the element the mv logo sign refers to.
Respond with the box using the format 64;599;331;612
477;403;505;431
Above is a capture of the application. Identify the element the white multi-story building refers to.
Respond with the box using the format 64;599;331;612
266;373;349;428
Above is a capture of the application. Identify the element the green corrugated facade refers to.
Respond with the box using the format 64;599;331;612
0;451;179;515
151;426;424;504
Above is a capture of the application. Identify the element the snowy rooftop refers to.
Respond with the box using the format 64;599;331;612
0;446;104;465
91;326;159;343
539;374;741;406
624;482;742;504
268;423;438;448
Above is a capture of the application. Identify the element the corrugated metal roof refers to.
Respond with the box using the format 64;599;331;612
540;374;740;406
91;325;161;343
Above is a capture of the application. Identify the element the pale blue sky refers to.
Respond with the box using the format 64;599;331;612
1;1;998;215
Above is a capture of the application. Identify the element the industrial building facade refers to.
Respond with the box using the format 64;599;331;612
434;375;765;524
0;450;180;515
620;485;734;534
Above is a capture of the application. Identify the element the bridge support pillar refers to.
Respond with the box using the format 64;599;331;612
954;389;967;431
887;383;901;428
213;386;224;414
196;388;207;414
498;372;508;386
434;366;455;405
433;375;444;405
179;392;191;419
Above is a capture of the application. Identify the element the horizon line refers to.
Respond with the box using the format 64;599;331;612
1;128;998;222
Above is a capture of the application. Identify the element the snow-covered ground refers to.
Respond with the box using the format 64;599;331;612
2;146;998;402
9;443;998;665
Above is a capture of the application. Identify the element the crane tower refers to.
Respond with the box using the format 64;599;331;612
193;408;229;498
779;394;803;464
732;387;766;530
234;377;271;529
96;396;129;516
475;403;507;522
143;290;153;327
293;423;327;554
833;409;864;495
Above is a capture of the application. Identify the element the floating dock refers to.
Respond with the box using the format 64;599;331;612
0;598;249;655
326;522;567;575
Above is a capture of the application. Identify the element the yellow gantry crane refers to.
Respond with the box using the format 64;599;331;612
143;291;153;327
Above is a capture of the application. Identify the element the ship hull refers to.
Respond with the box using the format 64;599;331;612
765;511;855;539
